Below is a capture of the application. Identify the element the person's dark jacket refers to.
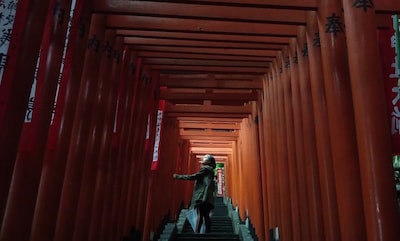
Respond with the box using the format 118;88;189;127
174;165;215;209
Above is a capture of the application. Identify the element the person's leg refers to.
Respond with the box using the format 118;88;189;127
203;210;211;233
195;207;203;233
203;205;212;233
197;203;212;233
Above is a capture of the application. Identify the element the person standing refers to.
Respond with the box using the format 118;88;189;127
173;154;216;233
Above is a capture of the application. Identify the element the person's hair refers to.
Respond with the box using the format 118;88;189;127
204;154;216;169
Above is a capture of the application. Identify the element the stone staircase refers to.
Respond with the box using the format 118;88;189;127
157;197;256;241
176;197;240;241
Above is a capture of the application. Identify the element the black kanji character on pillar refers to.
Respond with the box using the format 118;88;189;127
53;1;66;25
352;0;374;12
302;43;308;57
103;40;113;58
78;19;86;39
313;32;321;47
113;50;121;63
285;56;290;68
325;13;344;37
141;74;151;84
87;34;100;52
293;52;298;64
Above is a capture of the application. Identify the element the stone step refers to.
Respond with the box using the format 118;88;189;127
176;233;241;241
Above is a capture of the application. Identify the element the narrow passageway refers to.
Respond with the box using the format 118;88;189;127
0;1;400;241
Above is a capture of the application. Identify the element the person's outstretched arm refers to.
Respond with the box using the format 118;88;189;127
173;166;210;180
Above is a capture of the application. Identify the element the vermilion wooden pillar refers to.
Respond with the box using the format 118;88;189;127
97;48;133;241
244;107;265;240
135;72;160;238
229;145;238;208
121;67;152;237
272;60;294;241
53;13;106;241
71;29;118;241
296;26;325;241
234;137;245;219
87;37;124;241
288;39;311;241
142;90;161;241
115;63;148;240
317;1;367;241
260;75;271;239
128;73;154;235
270;60;283;231
108;57;142;241
1;1;70;240
0;0;51;224
305;11;340;241
280;47;302;241
105;54;140;241
342;2;400;240
264;66;275;234
236;140;246;219
30;0;93;240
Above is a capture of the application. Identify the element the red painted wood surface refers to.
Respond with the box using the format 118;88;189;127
0;0;51;226
342;1;400;240
317;1;367;241
53;13;106;241
306;10;341;241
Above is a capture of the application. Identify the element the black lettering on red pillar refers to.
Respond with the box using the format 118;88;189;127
87;34;100;52
313;32;321;47
302;43;308;57
352;0;374;12
325;13;345;37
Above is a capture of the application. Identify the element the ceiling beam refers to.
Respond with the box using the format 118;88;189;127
156;0;317;9
94;1;309;23
180;129;238;137
189;141;233;147
105;15;300;36
138;51;273;62
132;46;279;57
160;78;263;89
167;112;249;118
166;102;252;114
190;147;232;154
161;74;262;80
124;36;285;50
116;30;292;44
95;0;399;16
145;58;268;67
177;117;243;123
160;90;258;101
179;122;241;130
150;65;268;74
180;135;238;141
